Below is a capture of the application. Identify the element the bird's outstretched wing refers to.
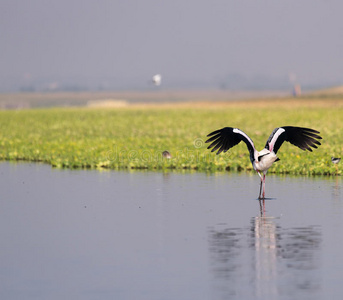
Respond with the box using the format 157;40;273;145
265;126;322;154
205;127;256;159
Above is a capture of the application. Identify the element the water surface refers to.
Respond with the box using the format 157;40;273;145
0;162;342;299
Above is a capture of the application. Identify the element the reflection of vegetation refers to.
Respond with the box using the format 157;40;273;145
208;228;243;279
277;226;321;270
0;98;342;174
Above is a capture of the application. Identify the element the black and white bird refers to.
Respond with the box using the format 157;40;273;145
331;157;341;164
331;157;341;175
206;126;322;199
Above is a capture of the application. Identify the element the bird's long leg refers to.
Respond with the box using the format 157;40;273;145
261;174;266;214
262;174;266;199
259;180;263;199
257;171;263;199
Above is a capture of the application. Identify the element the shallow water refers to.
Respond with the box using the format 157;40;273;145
0;162;342;300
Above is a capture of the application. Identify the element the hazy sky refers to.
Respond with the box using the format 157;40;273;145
1;0;343;91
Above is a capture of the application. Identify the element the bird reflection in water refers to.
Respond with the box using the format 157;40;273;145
253;206;278;298
208;201;322;299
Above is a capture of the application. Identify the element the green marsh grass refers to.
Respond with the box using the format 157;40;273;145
0;98;342;175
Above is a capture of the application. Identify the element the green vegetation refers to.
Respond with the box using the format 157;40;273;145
0;99;342;175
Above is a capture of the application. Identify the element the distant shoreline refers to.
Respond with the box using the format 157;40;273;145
0;89;290;109
0;86;342;109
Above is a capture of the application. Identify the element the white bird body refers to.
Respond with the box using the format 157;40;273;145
233;128;279;173
253;149;278;173
206;126;322;199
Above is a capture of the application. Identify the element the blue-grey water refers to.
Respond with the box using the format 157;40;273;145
0;162;342;300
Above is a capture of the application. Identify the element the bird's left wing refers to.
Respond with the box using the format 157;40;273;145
205;127;256;157
265;126;322;154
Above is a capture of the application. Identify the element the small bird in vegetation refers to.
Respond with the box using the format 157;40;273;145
331;157;341;175
162;151;172;159
331;157;341;164
206;126;322;199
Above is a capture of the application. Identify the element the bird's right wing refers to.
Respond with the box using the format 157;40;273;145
265;126;322;154
205;127;256;158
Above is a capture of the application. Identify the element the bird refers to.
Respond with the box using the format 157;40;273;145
331;157;341;175
331;157;341;164
152;74;162;86
206;126;322;199
162;150;172;159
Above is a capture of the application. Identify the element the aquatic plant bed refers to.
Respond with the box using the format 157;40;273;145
0;97;342;175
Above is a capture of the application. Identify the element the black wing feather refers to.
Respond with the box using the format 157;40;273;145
205;127;256;165
266;126;322;154
206;127;242;155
